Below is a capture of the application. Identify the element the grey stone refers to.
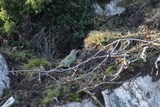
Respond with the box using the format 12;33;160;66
0;53;10;97
102;75;160;107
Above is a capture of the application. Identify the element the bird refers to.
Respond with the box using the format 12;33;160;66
56;49;80;68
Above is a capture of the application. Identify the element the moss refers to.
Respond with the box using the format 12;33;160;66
42;85;61;105
106;65;116;75
22;58;51;70
68;93;81;102
137;56;145;63
42;84;70;105
42;88;59;104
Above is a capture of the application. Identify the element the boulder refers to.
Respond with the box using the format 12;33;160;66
0;53;10;97
102;75;160;107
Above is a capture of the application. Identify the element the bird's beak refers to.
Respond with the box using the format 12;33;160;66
76;50;80;53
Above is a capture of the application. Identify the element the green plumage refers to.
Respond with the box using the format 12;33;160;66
56;49;79;68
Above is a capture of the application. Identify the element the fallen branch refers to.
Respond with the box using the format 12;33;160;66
1;96;15;107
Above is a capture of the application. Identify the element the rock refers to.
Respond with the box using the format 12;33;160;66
53;75;160;107
53;99;96;107
0;53;10;97
93;0;125;16
102;75;160;107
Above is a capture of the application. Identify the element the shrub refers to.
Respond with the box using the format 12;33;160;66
51;0;94;51
0;0;94;54
84;30;108;50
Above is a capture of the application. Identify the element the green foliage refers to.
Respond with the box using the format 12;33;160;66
22;58;51;70
4;21;16;33
0;0;52;34
42;86;60;105
51;0;94;50
42;85;67;105
68;93;81;102
0;8;9;21
0;0;25;33
54;0;92;38
25;0;52;13
0;0;94;53
137;56;145;63
106;65;116;75
0;8;16;33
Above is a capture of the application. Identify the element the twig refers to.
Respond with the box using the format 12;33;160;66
140;46;148;62
121;40;131;51
9;38;160;85
46;74;60;83
110;63;124;81
72;55;109;81
110;40;120;54
77;72;141;91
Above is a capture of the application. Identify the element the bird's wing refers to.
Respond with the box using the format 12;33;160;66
56;62;64;68
56;55;72;68
63;55;73;61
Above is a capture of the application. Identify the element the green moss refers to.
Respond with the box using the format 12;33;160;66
42;85;61;105
22;58;51;70
42;84;70;105
106;65;116;75
42;97;53;106
45;88;60;98
68;93;81;102
43;88;59;102
137;56;144;63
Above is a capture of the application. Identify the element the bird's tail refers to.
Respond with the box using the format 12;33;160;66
56;65;62;68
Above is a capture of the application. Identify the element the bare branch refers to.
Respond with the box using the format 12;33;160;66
10;38;160;86
140;46;148;62
1;96;15;107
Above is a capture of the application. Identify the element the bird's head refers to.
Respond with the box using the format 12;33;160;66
70;49;80;55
